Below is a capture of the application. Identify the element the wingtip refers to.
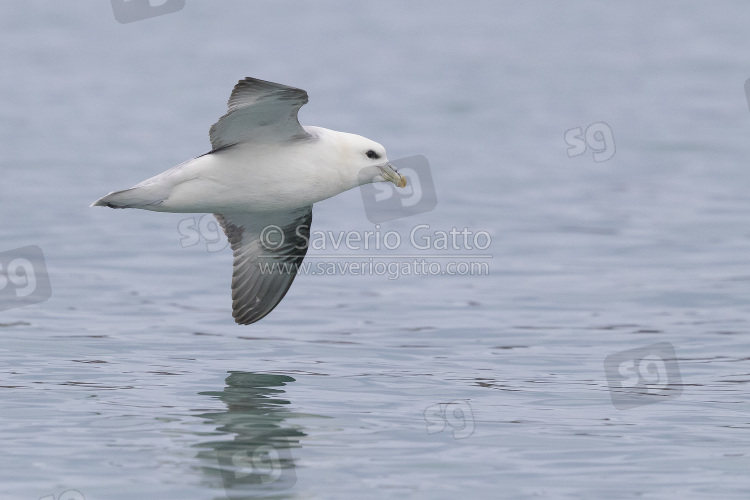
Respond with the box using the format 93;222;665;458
232;308;264;325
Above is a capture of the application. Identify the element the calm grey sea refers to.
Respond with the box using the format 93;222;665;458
3;1;750;499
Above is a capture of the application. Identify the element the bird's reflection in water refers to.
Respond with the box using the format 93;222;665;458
195;371;304;499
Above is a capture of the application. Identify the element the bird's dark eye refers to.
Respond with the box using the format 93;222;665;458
366;150;380;160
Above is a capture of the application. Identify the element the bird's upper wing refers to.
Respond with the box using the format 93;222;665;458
209;77;311;150
214;207;312;325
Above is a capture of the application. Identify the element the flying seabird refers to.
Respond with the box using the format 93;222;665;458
92;77;406;324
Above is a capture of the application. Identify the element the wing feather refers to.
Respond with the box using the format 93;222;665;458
209;77;310;150
214;207;312;325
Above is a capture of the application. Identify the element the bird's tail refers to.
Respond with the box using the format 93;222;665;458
91;186;166;209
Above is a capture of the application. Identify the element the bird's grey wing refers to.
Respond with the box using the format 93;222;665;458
214;207;312;325
209;77;311;150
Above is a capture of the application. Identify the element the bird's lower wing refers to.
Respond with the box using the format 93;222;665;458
214;207;312;325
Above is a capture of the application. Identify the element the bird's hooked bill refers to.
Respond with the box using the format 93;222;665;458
379;163;407;188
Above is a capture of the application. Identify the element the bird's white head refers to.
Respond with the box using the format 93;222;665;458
314;128;407;190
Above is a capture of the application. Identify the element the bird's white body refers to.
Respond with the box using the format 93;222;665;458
110;126;375;214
